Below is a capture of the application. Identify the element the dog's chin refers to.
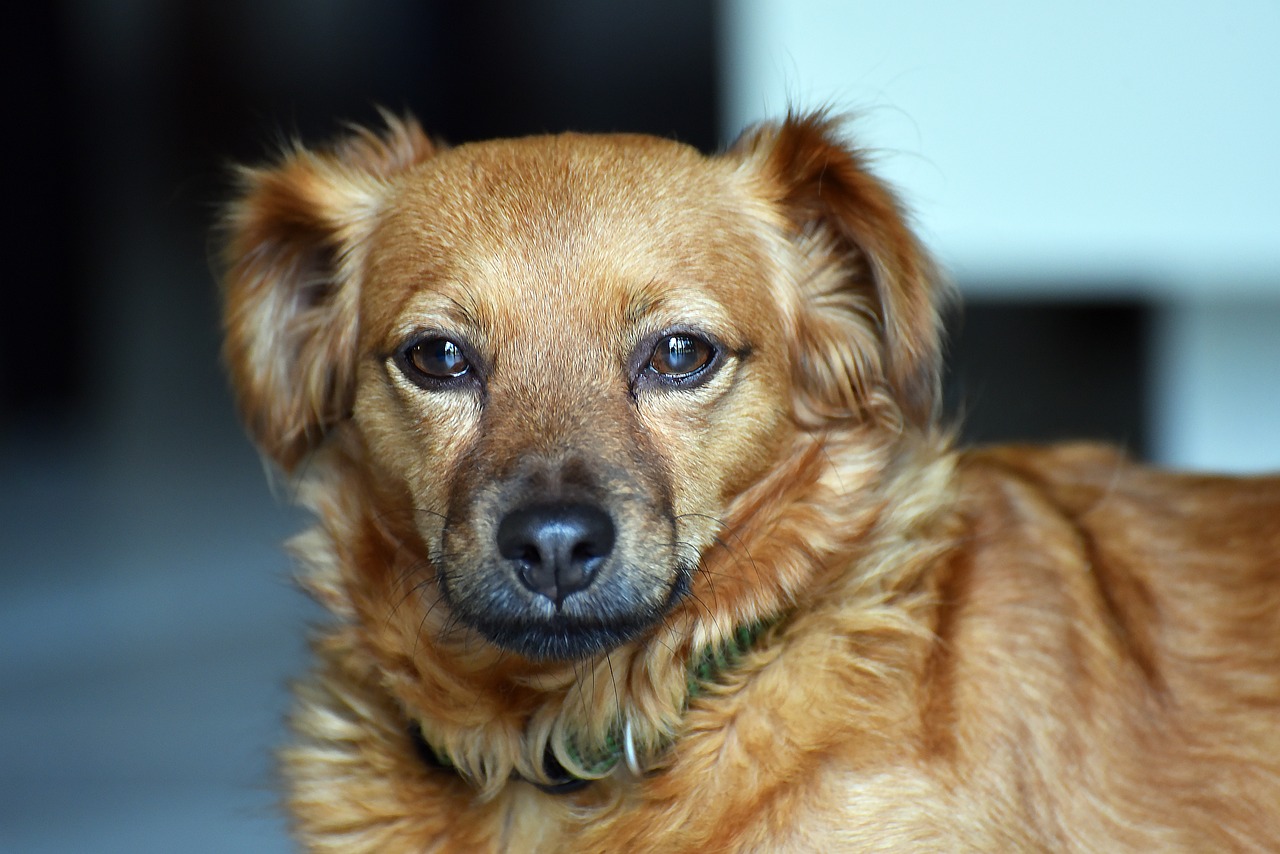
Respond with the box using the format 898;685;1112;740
448;563;693;662
467;616;655;661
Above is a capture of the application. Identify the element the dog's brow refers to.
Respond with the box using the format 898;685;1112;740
624;291;658;325
624;288;739;339
388;291;488;342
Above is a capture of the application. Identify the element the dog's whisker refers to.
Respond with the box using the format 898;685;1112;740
411;505;452;524
411;582;444;662
603;653;622;739
677;512;766;591
386;559;440;623
670;541;738;582
645;620;681;658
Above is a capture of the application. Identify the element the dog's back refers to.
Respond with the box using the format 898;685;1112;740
930;444;1280;849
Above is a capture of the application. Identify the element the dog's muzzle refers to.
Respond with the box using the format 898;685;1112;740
437;453;687;661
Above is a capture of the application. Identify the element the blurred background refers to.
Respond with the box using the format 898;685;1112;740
3;2;1276;850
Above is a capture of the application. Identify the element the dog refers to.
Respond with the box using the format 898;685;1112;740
220;111;1280;851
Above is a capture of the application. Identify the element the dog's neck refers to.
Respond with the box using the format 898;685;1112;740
294;428;955;798
405;618;779;794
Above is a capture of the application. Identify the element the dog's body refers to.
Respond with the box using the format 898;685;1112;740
221;113;1280;851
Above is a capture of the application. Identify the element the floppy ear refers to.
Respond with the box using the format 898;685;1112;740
731;111;947;429
220;114;438;473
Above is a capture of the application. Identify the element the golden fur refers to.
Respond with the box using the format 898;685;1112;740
220;111;1280;851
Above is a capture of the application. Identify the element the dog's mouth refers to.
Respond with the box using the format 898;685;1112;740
453;562;692;660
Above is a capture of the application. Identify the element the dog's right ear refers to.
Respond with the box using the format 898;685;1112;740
220;114;437;473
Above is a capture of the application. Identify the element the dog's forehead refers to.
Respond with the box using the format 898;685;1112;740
360;133;777;348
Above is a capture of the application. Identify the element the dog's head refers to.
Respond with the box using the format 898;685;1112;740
222;112;943;665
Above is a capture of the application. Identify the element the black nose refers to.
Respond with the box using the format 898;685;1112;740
496;502;616;605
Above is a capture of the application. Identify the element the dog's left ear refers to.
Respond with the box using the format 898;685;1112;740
730;111;946;428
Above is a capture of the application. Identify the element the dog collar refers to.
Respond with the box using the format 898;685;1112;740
408;619;775;795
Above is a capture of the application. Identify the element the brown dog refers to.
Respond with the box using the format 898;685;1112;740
220;112;1280;851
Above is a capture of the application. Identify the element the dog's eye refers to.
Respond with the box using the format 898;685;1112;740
400;337;471;382
649;334;714;379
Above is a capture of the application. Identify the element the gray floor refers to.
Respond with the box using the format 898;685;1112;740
1;416;319;852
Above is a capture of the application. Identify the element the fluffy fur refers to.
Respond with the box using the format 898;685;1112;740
220;111;1280;851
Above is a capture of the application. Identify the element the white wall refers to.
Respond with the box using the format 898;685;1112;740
721;1;1280;471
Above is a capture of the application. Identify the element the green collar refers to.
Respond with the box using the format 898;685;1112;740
409;619;776;794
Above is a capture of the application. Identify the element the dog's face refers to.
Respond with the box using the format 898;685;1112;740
354;136;793;658
222;114;942;664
